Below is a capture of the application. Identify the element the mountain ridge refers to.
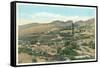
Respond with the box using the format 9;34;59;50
18;18;95;36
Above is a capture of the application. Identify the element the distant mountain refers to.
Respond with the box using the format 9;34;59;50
75;18;95;27
18;20;73;36
51;20;65;24
50;20;73;27
18;18;95;37
18;23;56;36
19;23;39;30
85;18;95;24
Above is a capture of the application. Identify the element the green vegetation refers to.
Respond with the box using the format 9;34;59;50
89;41;95;49
18;18;95;63
18;47;32;55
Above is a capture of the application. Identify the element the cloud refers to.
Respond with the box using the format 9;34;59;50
31;12;66;23
17;12;94;25
31;12;94;23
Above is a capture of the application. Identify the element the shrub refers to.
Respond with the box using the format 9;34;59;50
89;41;95;49
18;47;32;55
58;46;78;60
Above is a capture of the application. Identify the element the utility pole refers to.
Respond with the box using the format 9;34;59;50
72;22;74;36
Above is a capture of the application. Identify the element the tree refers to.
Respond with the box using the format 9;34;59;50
57;45;78;60
70;41;79;49
89;41;95;49
64;40;71;47
62;47;78;60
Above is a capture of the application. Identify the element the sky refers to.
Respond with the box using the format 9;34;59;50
16;3;96;25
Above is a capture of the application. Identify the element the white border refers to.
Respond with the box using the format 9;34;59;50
16;3;97;65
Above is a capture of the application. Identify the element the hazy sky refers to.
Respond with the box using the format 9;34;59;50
17;3;96;25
